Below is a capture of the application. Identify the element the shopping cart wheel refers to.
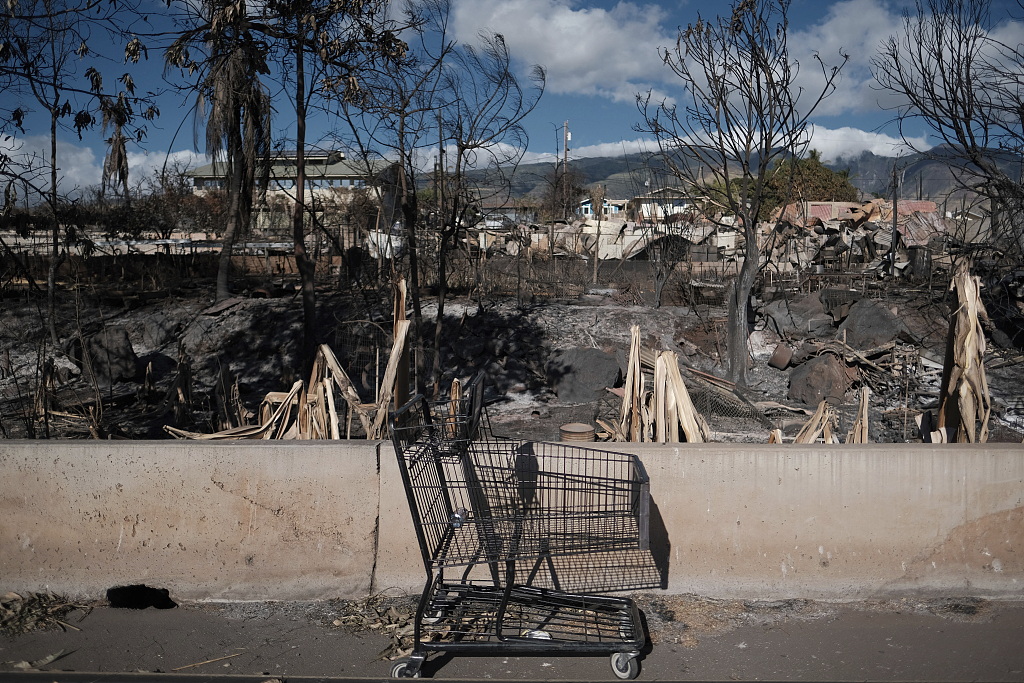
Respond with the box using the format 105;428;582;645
390;657;421;678
421;606;448;624
610;652;640;680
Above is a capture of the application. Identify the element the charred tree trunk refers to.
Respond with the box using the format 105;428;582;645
216;119;244;302
46;105;62;346
398;167;424;394
291;37;317;377
726;225;759;386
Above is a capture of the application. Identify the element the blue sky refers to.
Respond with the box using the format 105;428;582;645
4;0;1024;197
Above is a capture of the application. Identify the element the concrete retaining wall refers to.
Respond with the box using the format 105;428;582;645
1;441;1021;602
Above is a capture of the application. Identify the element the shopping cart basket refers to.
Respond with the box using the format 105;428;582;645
388;379;650;679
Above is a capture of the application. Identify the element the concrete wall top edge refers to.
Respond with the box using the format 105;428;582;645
2;439;1019;453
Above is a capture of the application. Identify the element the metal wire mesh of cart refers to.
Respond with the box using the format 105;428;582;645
418;580;643;646
389;374;489;465
388;387;649;680
392;409;651;568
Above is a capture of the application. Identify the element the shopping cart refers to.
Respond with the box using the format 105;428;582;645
388;376;650;679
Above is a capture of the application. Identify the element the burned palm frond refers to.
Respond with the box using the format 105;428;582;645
614;326;709;443
163;327;407;441
0;591;91;637
937;263;991;443
619;325;644;442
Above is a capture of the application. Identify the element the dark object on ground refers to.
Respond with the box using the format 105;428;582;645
546;347;622;404
106;585;177;610
788;354;853;405
836;298;909;350
768;344;793;369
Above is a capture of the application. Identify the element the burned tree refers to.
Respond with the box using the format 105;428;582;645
873;0;1024;260
265;0;404;372
2;0;156;344
637;0;846;385
166;0;404;369
165;0;273;302
336;0;456;392
418;31;543;389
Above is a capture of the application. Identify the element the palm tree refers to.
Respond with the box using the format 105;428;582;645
166;0;272;301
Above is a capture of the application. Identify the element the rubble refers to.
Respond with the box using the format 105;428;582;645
763;293;834;340
2;215;1023;444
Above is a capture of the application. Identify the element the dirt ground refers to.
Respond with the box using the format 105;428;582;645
1;274;1023;443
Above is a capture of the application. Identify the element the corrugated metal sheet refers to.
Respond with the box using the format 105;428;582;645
809;204;833;221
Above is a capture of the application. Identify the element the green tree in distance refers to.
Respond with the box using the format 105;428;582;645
759;149;859;220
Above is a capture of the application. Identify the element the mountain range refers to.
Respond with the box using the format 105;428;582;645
501;148;1016;210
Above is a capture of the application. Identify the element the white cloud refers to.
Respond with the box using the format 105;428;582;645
792;0;1024;119
127;149;207;182
449;0;910;115
563;126;927;162
807;125;931;161
788;0;902;117
986;17;1024;48
570;137;656;158
2;135;206;201
451;0;677;102
1;135;100;199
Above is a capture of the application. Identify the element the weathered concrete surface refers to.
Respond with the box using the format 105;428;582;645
612;443;1024;599
2;441;1022;602
0;441;379;601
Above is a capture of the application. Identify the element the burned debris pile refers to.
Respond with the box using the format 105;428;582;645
2;191;1023;444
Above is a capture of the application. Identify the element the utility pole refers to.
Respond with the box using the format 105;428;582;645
563;120;569;221
438;110;444;231
549;128;558;258
890;163;899;277
434;156;440;230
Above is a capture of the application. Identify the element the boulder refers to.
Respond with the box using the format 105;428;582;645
81;326;140;386
763;293;834;339
545;347;622;404
788;354;853;405
835;298;909;350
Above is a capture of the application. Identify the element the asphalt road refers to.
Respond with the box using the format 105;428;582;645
2;598;1023;682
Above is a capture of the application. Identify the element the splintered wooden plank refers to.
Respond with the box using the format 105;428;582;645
369;319;411;439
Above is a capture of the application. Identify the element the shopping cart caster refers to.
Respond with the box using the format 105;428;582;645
421;604;448;625
390;657;422;678
610;652;640;680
